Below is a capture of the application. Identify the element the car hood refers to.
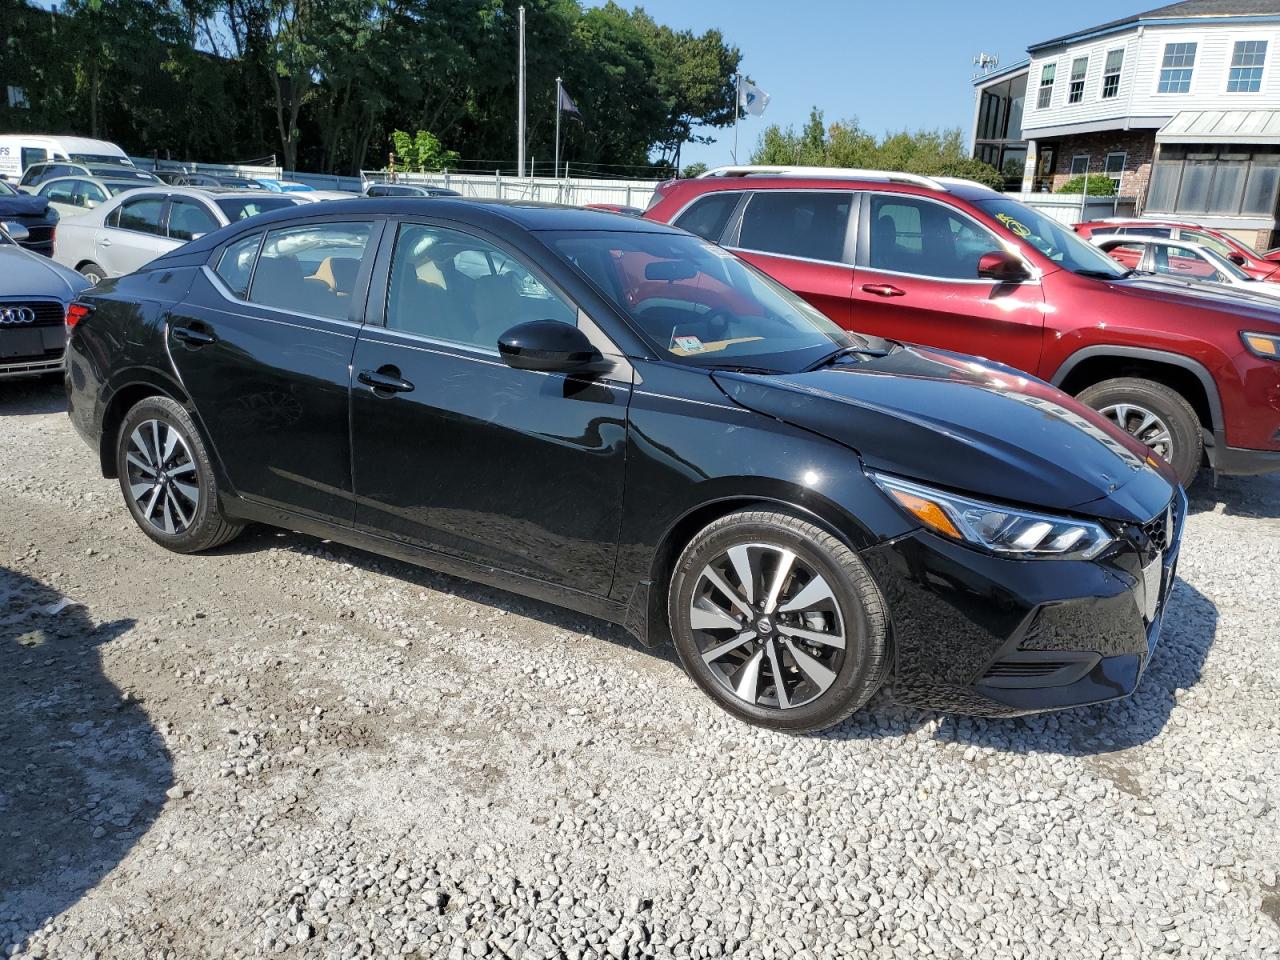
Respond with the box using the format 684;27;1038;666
713;346;1177;524
0;193;51;218
0;245;91;298
1104;273;1280;326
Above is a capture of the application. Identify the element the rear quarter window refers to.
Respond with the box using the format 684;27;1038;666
672;192;741;242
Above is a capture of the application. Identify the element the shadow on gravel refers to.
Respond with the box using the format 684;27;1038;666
821;575;1219;757
0;376;66;417
1187;469;1280;521
0;566;168;954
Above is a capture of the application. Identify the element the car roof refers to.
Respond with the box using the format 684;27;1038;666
666;169;1000;204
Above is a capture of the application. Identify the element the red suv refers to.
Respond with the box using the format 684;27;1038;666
644;167;1280;486
1074;219;1280;284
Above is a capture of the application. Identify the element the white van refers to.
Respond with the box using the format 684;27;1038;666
0;135;135;181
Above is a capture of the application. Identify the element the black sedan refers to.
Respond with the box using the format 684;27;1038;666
64;199;1184;731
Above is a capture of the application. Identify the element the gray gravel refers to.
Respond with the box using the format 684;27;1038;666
1;376;1278;960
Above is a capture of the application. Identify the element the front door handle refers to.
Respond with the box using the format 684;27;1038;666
861;283;906;298
99;238;112;247
358;367;415;395
172;325;217;346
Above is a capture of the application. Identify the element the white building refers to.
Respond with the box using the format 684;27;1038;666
973;0;1280;248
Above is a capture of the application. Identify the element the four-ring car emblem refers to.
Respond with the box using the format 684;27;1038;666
0;306;37;325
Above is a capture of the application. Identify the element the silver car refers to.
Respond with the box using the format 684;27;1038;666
53;186;302;284
0;223;91;379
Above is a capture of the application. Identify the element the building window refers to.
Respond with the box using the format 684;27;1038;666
1146;147;1280;217
6;86;28;109
1070;155;1090;177
1037;63;1056;109
1101;49;1124;99
1227;40;1267;93
1104;152;1126;192
1068;57;1088;103
1157;42;1197;94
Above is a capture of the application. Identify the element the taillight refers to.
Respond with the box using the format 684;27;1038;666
66;302;93;328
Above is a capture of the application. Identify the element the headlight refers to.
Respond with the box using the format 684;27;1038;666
869;473;1113;560
1241;331;1280;360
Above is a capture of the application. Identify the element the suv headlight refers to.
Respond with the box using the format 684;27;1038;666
869;473;1113;560
1241;332;1280;360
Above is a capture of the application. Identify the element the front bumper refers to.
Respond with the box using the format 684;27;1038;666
860;498;1184;717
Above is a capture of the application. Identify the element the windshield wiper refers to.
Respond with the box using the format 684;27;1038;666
1075;268;1131;280
804;344;890;371
701;363;782;375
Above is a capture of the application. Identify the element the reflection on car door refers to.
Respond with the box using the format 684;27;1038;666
850;193;1046;371
725;190;855;325
349;219;630;596
166;219;381;522
99;194;176;276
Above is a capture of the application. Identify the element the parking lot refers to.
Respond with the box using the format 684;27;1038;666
0;375;1276;960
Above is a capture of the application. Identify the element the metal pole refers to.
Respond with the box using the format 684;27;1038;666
554;76;562;192
732;73;741;164
517;6;527;178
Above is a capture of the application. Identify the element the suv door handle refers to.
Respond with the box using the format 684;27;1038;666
861;283;906;297
358;367;415;395
172;325;217;346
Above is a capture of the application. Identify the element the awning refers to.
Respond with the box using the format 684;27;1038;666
1156;110;1280;145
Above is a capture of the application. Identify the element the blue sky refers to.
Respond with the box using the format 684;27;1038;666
596;0;1156;170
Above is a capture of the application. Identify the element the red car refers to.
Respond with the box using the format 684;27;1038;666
644;166;1280;486
1074;219;1280;284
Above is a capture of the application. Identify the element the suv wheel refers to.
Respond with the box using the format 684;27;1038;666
668;509;890;733
1076;377;1203;486
115;396;243;553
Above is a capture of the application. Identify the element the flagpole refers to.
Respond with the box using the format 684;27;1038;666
555;76;562;184
517;5;527;178
732;72;741;164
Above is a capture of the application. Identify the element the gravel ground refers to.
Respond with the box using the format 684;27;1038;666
1;376;1278;960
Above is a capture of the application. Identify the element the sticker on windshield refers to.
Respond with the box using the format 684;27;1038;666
995;213;1032;238
672;335;705;353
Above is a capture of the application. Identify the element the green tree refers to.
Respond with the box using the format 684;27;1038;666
680;161;708;178
390;129;460;172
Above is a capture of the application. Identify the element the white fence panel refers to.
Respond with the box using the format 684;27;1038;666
1004;192;1136;226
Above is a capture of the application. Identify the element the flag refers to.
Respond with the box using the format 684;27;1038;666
738;80;770;117
559;86;582;120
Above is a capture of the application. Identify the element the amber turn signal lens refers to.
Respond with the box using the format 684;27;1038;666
1241;332;1280;358
886;489;962;539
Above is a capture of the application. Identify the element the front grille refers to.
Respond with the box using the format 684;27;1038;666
0;301;65;327
1141;498;1176;551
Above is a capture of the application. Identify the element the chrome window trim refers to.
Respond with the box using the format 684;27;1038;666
857;190;1042;285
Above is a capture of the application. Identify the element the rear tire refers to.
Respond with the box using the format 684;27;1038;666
79;262;106;286
668;509;890;733
115;396;243;553
1075;377;1202;486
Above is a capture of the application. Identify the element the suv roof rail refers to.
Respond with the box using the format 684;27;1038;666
696;165;950;191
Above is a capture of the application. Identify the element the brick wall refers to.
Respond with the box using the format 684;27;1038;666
1039;130;1158;200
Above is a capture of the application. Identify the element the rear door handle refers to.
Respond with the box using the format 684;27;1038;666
99;238;112;247
861;283;906;298
172;325;217;346
358;367;415;395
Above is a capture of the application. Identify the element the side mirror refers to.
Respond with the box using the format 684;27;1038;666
2;221;30;243
1227;252;1247;266
977;249;1031;283
498;320;609;375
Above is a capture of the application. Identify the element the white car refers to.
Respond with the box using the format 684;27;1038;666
34;175;155;219
53;186;302;284
1090;233;1280;303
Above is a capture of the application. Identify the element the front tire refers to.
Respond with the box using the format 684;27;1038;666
1075;377;1202;486
668;509;890;733
115;396;243;553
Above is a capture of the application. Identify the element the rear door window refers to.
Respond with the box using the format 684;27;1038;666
737;191;851;262
115;196;167;235
248;222;373;320
671;191;741;242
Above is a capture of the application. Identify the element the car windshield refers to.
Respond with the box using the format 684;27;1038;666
549;230;861;372
215;196;296;220
71;154;132;166
102;180;144;196
1192;247;1253;281
975;197;1128;279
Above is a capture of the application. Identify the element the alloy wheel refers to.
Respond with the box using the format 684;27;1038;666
1098;402;1174;461
124;419;200;535
689;542;846;710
